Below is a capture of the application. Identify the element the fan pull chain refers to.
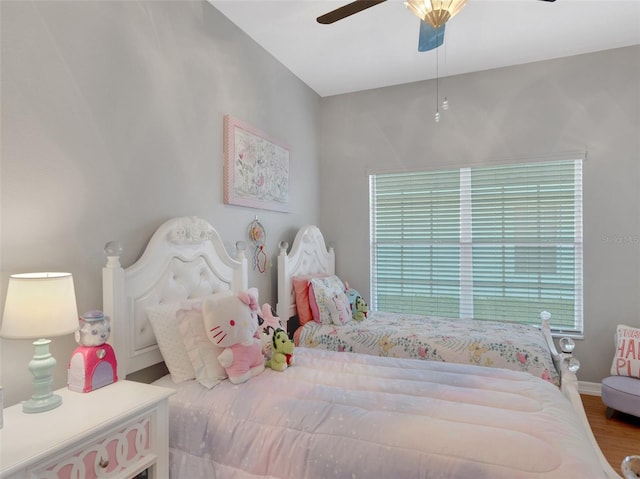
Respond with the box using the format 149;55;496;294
435;46;440;122
434;45;450;122
442;14;449;114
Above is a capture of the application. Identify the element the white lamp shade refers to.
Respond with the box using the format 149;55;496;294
1;272;79;339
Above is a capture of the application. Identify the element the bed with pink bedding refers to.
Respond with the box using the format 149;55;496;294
277;225;563;386
103;216;620;478
156;348;606;478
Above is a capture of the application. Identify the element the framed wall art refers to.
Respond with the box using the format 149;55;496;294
223;115;291;213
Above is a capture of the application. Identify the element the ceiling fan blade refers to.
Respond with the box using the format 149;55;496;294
418;22;445;52
538;0;556;2
317;0;387;24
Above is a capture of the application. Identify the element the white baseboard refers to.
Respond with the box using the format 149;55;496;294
579;381;601;396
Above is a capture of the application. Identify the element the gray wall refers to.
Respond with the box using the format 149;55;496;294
1;0;637;408
0;0;320;407
318;45;640;383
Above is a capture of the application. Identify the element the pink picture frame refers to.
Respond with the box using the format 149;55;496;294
223;115;291;213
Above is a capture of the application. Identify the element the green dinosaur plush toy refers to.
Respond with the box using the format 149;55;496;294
265;328;294;372
353;295;368;321
345;286;368;321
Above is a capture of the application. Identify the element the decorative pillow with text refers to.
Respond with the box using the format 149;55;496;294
610;324;640;379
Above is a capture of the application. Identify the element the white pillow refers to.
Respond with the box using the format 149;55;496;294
146;300;199;383
310;275;347;325
177;295;232;389
326;290;352;326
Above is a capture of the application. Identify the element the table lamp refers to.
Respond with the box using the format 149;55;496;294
1;272;79;413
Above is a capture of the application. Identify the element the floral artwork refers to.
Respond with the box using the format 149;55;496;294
223;115;290;213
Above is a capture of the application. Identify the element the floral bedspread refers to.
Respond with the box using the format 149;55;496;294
296;311;560;386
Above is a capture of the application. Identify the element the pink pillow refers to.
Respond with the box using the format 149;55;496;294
309;286;320;323
292;274;328;326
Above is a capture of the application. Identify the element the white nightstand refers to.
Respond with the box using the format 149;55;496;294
0;380;174;479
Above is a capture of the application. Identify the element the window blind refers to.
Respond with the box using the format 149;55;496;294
370;159;583;333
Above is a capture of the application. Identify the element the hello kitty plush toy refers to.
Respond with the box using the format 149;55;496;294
202;288;265;384
67;310;118;393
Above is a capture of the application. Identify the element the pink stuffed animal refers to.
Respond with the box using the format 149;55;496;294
202;288;265;384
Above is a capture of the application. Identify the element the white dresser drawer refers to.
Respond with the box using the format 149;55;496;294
1;381;173;479
32;409;156;479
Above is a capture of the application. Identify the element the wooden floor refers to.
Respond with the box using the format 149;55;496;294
581;394;640;476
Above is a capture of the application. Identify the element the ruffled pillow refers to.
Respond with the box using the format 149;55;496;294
146;300;199;383
177;300;230;389
146;292;231;387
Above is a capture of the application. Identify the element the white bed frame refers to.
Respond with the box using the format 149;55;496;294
101;218;620;478
276;225;621;478
102;216;248;379
276;225;335;322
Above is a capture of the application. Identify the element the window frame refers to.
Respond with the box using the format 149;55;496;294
369;159;583;334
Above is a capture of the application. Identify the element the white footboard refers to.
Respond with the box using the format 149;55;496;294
540;313;621;478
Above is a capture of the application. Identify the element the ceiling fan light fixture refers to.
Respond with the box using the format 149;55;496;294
405;0;468;29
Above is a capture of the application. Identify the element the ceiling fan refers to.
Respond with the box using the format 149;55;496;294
317;0;557;52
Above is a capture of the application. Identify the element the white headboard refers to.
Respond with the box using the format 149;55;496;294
102;216;248;379
276;225;335;321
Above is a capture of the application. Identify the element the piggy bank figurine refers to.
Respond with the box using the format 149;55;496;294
68;310;118;393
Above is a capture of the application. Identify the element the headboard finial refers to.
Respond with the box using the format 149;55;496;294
104;241;123;268
279;240;289;254
235;240;247;260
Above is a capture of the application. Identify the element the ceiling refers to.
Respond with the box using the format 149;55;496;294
209;0;640;97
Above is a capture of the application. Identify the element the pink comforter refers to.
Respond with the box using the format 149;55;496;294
165;348;606;478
